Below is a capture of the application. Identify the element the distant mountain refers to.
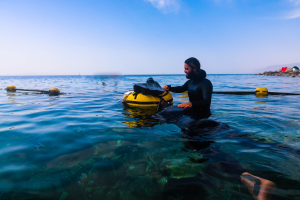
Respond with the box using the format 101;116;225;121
253;63;300;73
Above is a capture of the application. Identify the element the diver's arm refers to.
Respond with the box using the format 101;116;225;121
190;80;213;106
168;81;189;93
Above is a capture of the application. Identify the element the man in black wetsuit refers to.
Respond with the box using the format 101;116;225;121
163;57;212;118
162;57;276;200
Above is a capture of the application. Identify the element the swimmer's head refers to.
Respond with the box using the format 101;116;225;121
184;57;201;79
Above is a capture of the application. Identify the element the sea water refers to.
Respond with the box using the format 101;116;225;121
0;74;299;199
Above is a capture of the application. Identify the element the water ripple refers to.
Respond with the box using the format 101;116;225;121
0;75;299;199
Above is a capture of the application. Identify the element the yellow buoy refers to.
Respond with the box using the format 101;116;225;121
49;88;60;95
123;91;173;107
255;87;268;96
6;85;16;92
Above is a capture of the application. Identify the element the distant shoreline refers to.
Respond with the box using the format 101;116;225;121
256;71;299;77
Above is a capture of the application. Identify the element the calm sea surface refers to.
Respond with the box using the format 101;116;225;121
0;74;300;200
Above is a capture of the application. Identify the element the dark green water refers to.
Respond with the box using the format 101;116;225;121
0;75;300;200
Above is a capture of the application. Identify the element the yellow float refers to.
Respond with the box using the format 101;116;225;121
123;91;173;107
49;88;60;95
255;87;268;96
6;85;17;92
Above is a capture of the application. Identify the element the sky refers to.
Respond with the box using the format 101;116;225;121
0;0;299;75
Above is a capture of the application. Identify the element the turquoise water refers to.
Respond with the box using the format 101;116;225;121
0;75;300;200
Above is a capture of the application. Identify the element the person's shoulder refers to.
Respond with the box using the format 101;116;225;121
202;77;211;83
202;78;213;86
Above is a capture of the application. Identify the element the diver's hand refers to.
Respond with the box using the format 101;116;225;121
163;85;169;91
178;103;192;108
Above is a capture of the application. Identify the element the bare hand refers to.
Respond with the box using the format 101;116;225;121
163;85;169;91
177;102;192;108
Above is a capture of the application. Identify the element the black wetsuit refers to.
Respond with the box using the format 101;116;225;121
167;69;213;117
155;70;247;185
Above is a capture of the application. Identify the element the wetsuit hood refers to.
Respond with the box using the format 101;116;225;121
192;69;206;81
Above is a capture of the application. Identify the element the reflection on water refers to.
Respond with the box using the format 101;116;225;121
0;75;300;199
254;96;267;111
122;104;160;127
179;92;189;103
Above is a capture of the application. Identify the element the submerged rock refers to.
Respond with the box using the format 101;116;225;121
128;177;162;200
114;145;148;163
90;186;109;200
58;192;68;200
127;162;148;177
119;189;138;200
160;158;205;179
162;174;212;200
157;177;168;192
91;160;126;185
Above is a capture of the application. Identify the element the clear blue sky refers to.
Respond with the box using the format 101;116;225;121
0;0;299;75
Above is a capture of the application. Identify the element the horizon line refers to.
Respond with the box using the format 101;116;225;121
0;73;255;76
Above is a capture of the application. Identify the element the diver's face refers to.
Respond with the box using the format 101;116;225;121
184;63;193;79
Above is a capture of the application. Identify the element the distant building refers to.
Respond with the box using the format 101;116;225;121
286;67;293;72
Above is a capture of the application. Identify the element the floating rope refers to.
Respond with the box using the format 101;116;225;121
213;91;300;95
6;85;61;95
184;87;300;96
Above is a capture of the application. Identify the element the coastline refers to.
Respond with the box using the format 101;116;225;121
256;71;300;77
